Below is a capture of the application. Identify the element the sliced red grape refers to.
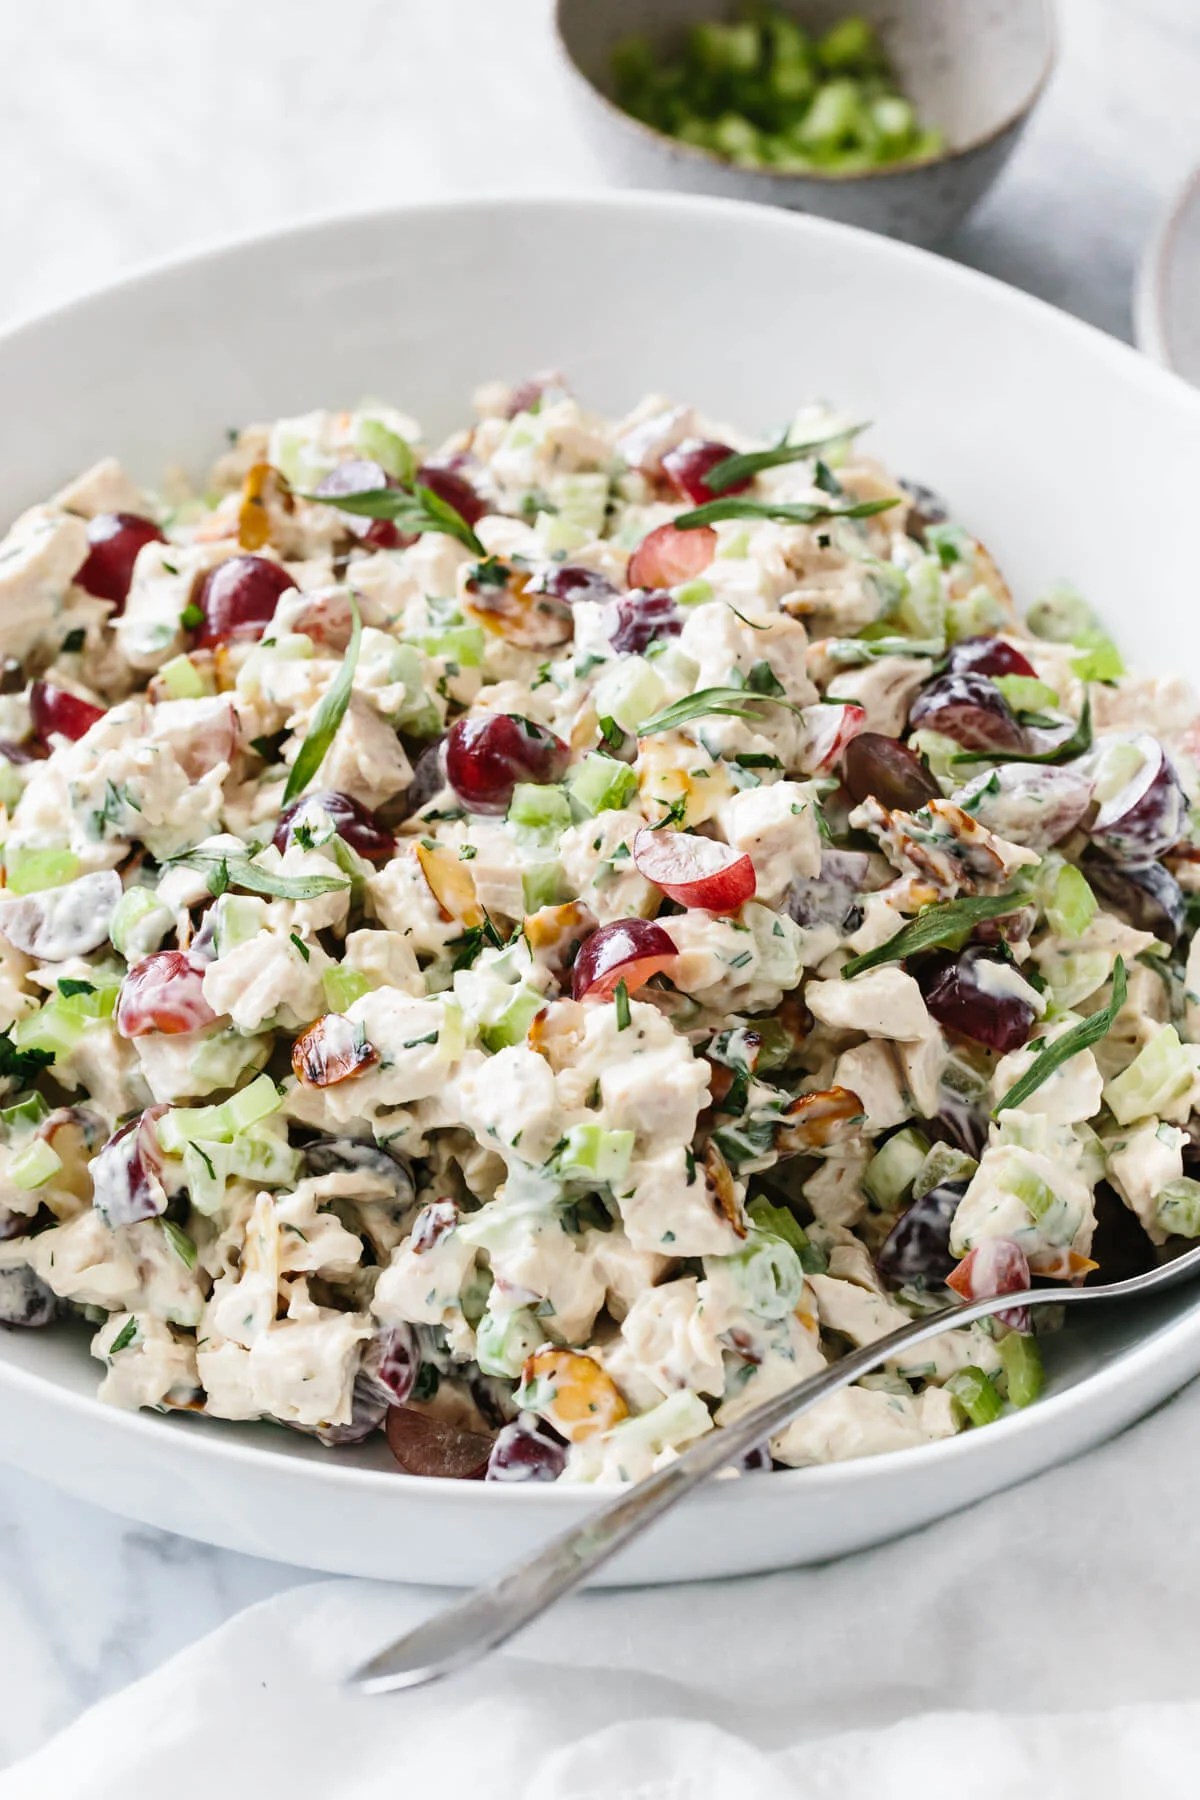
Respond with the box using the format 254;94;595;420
291;1014;379;1087
784;849;871;935
661;439;750;505
875;1179;967;1288
273;790;394;864
410;1198;458;1253
445;713;569;813
1082;852;1185;947
1089;735;1186;863
902;479;949;543
945;636;1037;681
606;590;682;655
946;1236;1031;1331
315;459;401;549
632;826;755;913
75;511;165;611
192;554;298;649
0;1267;60;1327
385;1405;493;1479
360;1325;420;1407
91;1109;170;1228
908;672;1025;752
416;461;486;527
30;681;105;744
843;733;940;810
917;947;1037;1053
310;1380;390;1447
301;1136;414;1207
0;869;121;961
117;951;219;1038
286;588;359;650
399;737;447;819
530;565;619;605
572;917;678;1000
799;701;866;774
951;762;1093;851
486;1417;567;1483
627;521;716;590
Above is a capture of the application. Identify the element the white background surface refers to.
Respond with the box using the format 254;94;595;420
0;0;1197;1770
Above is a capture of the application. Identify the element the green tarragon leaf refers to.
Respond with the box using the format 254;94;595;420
301;481;485;556
993;956;1127;1117
281;593;363;806
636;685;802;738
704;424;870;493
168;852;349;902
952;694;1093;768
840;891;1026;979
674;496;900;532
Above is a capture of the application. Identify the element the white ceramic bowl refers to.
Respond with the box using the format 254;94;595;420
3;194;1200;1587
1136;164;1200;387
554;0;1056;247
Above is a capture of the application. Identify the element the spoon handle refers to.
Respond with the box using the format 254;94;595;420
351;1280;1084;1693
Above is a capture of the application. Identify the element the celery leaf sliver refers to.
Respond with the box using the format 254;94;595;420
952;693;1093;767
674;495;899;531
705;424;870;493
840;891;1024;979
993;956;1126;1117
282;593;362;806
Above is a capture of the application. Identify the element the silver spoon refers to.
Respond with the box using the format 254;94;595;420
350;1240;1200;1694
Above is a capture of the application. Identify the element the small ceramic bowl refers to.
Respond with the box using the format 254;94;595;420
1136;165;1200;387
555;0;1056;247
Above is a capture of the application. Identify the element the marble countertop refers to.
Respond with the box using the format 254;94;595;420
0;0;1197;1768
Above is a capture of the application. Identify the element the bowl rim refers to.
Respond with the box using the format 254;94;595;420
2;188;1200;1514
552;0;1058;186
1135;162;1200;376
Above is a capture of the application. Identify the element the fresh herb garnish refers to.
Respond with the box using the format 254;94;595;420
614;978;631;1030
447;916;506;971
168;851;349;902
108;1316;138;1355
994;957;1127;1116
0;1029;54;1081
289;932;311;962
57;978;95;998
180;603;204;631
705;424;869;493
745;659;786;698
467;555;510;589
840;891;1025;978
674;496;899;531
636;684;801;738
281;594;362;806
952;694;1093;768
598;715;626;753
302;482;485;556
61;628;86;654
161;1218;198;1270
649;795;689;830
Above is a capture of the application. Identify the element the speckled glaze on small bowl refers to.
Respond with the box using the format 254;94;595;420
555;0;1056;247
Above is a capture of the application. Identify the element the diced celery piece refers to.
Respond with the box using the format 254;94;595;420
507;782;572;841
547;471;609;538
863;1127;931;1210
229;1118;300;1189
816;15;877;69
182;1140;229;1216
717;529;750;560
475;1303;545;1380
1156;1177;1200;1239
410;622;485;669
896;556;945;641
110;887;172;961
1041;948;1111;1011
1027;583;1124;680
994;675;1059;715
557;1123;635;1185
189;1030;271;1092
912;1141;977;1201
946;589;1007;642
535;512;589;558
479;986;544;1053
592;655;666;736
1104;1027;1197;1126
998;1332;1044;1408
0;1092;49;1136
156;1074;281;1154
1071;638;1125;683
1046;864;1097;940
722;1231;805;1321
213;893;267;954
674;578;713;608
566;753;638;817
0;759;22;810
689;19;760;74
14;983;119;1057
521;863;567;913
158;654;209;700
1093;739;1146;806
8;1138;62;1190
1005;1165;1059;1222
947;1365;1004;1427
323;966;373;1012
5;846;80;896
905;729;959;790
353;416;415;483
871;93;915;146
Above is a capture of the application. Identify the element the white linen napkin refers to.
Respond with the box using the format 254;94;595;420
6;1376;1200;1800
